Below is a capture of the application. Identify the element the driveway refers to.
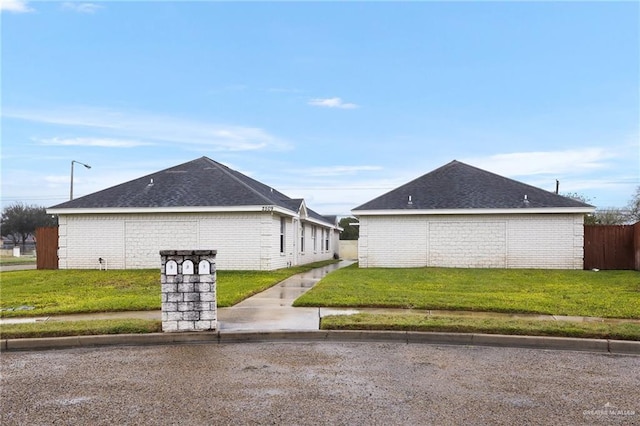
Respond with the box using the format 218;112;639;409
1;342;637;425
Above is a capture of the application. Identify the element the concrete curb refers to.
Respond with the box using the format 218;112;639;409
471;333;610;352
2;330;639;354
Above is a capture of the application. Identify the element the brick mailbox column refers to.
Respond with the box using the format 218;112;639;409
160;250;217;332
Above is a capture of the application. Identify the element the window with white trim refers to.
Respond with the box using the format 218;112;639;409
312;226;317;252
300;224;305;253
280;217;286;254
325;229;330;251
321;229;326;253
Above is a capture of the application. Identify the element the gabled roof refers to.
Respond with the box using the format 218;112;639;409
49;157;336;227
353;160;594;213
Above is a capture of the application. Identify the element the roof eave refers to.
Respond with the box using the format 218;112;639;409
47;205;342;229
351;207;596;216
301;216;342;230
48;205;298;216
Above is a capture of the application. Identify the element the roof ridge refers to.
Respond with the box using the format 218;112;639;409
353;159;594;211
352;161;459;209
200;156;288;206
49;156;337;226
453;160;592;204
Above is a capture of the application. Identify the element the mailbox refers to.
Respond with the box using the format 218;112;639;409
183;260;194;275
198;260;211;275
166;260;178;276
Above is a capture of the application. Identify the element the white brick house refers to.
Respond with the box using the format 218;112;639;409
48;157;340;270
353;161;594;269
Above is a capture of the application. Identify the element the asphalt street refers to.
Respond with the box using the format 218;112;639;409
1;342;638;425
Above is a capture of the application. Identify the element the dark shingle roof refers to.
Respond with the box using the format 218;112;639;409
353;160;594;211
50;157;335;225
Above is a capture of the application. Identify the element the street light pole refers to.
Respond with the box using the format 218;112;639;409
70;160;91;200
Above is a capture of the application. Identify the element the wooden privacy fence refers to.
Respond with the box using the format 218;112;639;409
583;223;640;270
35;226;59;270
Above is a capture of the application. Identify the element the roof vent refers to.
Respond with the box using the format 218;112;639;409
523;194;530;206
408;195;413;205
147;178;154;187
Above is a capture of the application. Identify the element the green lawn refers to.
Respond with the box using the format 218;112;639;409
4;314;638;341
294;265;640;319
0;260;338;318
321;312;640;341
4;262;639;341
0;319;162;339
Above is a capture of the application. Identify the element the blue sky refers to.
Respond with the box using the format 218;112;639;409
2;1;638;216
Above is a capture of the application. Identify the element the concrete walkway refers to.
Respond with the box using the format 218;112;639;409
0;263;36;273
217;259;357;331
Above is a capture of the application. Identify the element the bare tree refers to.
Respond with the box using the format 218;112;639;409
1;203;58;249
626;186;640;224
591;208;629;225
562;192;628;225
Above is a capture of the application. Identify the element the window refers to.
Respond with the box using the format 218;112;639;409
312;226;317;252
280;217;285;254
300;224;305;253
325;229;330;251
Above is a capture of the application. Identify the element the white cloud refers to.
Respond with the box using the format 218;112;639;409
462;147;617;177
4;106;292;152
0;0;34;13
43;175;71;185
61;2;103;14
4;108;119;129
290;165;382;177
308;97;359;109
280;178;401;216
36;137;152;148
270;169;416;215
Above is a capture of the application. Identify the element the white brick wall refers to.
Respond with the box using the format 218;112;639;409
358;213;585;269
429;221;507;268
59;215;126;269
506;214;584;269
198;213;264;270
58;212;337;270
358;217;427;268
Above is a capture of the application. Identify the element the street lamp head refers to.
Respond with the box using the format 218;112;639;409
72;160;91;169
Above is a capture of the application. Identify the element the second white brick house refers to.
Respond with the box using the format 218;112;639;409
48;157;341;270
352;160;595;269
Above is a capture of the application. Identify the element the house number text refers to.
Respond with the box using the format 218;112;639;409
262;206;274;212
